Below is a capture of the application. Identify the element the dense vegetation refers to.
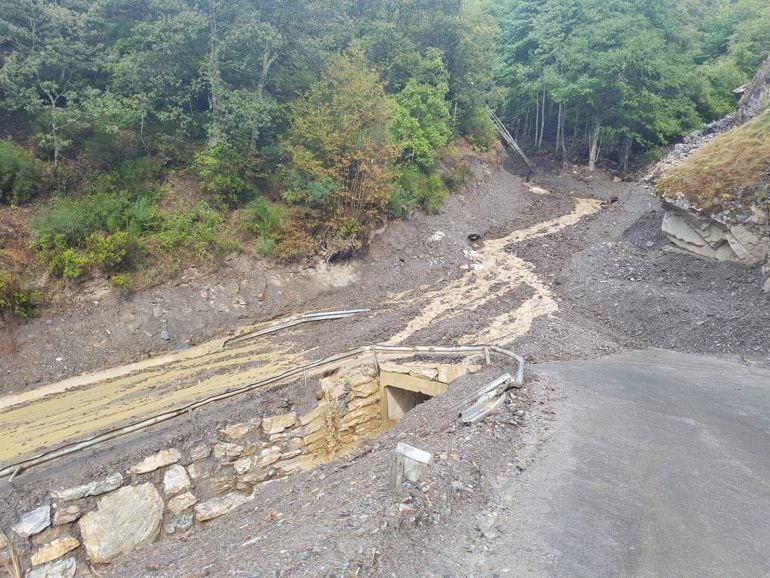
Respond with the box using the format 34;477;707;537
0;0;768;306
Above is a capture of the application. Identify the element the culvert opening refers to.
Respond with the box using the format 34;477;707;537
0;346;524;572
385;387;431;421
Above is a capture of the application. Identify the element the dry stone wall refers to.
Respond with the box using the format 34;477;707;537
0;361;465;576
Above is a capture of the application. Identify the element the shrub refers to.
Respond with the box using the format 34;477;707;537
0;139;38;205
157;202;239;255
459;107;497;151
30;193;158;251
390;166;449;216
193;143;256;206
242;197;283;240
254;235;277;256
89;157;160;198
387;185;419;219
0;269;38;319
85;231;142;272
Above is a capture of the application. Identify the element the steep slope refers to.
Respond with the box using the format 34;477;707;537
656;57;770;289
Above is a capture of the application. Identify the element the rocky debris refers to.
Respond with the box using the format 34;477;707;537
159;330;170;341
167;492;198;515
79;483;164;563
26;556;77;578
262;413;298;435
51;473;123;502
162;465;191;496
194;492;250;522
13;505;51;538
30;536;80;566
52;506;81;526
128;449;181;474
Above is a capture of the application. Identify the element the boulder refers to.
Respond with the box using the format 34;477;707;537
78;483;164;563
262;413;297;435
220;423;255;440
213;442;244;460
167;492;198;515
52;506;81;526
30;536;80;566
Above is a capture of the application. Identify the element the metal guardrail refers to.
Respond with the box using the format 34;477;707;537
0;344;523;480
223;309;370;347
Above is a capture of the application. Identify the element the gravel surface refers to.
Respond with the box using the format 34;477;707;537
1;149;768;576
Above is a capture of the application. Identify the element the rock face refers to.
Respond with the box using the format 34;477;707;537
662;201;770;265
79;484;164;563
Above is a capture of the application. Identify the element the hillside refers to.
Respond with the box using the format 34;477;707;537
656;57;770;289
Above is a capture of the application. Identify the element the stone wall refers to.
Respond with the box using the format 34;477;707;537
0;360;468;577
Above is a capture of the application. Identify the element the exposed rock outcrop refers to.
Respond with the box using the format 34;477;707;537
653;57;770;289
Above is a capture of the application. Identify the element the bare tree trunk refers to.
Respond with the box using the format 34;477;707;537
588;117;601;171
538;90;546;150
534;97;540;146
555;102;563;159
621;133;632;173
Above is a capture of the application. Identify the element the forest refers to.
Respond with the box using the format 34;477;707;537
1;0;769;314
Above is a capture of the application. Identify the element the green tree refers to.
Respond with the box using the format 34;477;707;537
392;78;452;167
284;47;396;218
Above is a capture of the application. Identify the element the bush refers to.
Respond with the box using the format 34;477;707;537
30;193;158;251
0;139;38;205
30;192;156;278
459;107;497;151
389;166;448;217
254;235;278;256
0;269;38;319
193;143;256;206
89;157;160;198
241;197;283;240
157;202;239;255
85;231;142;272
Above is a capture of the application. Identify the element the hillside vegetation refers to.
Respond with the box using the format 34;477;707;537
1;0;769;318
658;106;770;216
